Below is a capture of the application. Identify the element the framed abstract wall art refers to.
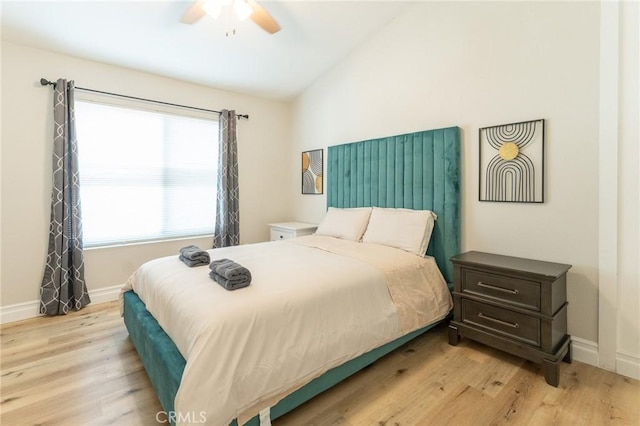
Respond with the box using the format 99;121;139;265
479;119;545;203
302;149;323;194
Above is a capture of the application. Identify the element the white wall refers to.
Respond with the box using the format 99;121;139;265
291;1;602;348
617;0;640;376
596;0;639;380
0;4;4;309
1;42;292;308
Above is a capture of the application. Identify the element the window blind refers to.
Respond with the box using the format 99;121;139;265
74;99;218;247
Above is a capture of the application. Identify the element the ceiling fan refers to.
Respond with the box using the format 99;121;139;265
181;0;281;34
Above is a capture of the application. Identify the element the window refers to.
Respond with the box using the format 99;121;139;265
75;97;218;247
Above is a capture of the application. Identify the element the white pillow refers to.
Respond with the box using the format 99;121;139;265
362;207;437;256
314;207;372;241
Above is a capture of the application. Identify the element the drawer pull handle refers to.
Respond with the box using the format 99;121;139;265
478;312;519;329
477;281;519;295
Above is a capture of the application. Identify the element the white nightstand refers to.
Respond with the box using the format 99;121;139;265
269;222;318;241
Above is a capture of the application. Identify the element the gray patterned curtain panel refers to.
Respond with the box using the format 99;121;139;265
213;110;240;248
40;79;91;315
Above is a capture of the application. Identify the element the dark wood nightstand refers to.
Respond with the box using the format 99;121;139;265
448;251;572;387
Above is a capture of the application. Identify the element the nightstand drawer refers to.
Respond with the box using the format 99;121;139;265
461;299;540;347
270;229;293;241
462;269;540;311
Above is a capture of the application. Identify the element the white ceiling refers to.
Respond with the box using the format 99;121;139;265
1;0;412;100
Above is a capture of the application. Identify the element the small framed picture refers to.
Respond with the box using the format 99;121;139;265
479;119;545;203
302;149;323;194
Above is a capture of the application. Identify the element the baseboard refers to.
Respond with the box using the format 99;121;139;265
616;352;640;380
0;300;41;325
88;284;124;305
570;337;639;380
0;284;123;324
572;336;599;367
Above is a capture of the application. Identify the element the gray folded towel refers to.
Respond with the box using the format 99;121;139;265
179;245;210;267
209;270;251;291
209;258;252;282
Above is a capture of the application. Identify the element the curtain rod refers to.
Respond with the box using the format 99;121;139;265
39;78;249;120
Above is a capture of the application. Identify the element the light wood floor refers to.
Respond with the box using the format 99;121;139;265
1;301;638;426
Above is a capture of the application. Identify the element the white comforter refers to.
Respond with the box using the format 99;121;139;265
122;235;452;426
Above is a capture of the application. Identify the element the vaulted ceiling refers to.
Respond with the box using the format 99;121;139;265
2;1;412;100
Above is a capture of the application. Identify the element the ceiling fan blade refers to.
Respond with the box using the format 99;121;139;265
247;0;281;34
180;1;206;24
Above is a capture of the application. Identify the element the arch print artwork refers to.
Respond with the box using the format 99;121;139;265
479;119;545;203
302;149;323;194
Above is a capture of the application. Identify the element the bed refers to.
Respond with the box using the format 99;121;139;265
122;126;461;425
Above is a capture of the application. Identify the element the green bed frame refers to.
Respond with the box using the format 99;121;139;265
122;126;460;424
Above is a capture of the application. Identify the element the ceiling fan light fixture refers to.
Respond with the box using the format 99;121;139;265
181;0;280;34
202;1;222;19
233;0;253;21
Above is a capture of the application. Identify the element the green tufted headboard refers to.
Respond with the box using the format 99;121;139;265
326;127;460;284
